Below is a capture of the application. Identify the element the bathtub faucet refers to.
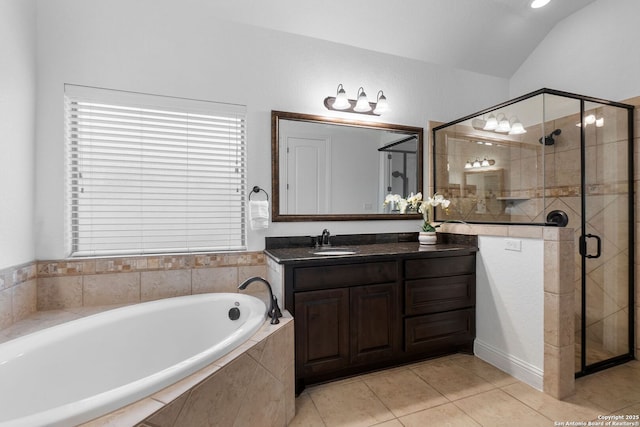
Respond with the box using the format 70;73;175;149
238;277;283;324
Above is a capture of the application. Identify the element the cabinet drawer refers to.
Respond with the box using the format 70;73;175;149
405;275;475;315
404;255;475;280
405;309;475;354
293;261;397;291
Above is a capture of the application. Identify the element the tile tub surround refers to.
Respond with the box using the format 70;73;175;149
87;313;295;427
0;305;294;427
36;252;267;310
0;252;267;332
0;261;37;330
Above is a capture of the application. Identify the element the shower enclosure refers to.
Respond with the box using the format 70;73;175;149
432;88;634;376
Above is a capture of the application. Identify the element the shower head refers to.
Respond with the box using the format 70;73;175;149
539;128;561;145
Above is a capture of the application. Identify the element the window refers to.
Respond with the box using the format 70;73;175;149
65;85;247;256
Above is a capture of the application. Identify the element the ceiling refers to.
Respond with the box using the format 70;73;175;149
208;0;597;78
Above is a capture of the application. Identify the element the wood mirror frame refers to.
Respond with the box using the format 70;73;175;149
271;110;424;222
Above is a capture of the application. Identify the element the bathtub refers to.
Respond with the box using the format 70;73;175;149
0;293;267;427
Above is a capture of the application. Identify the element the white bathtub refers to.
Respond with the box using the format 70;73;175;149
0;293;267;427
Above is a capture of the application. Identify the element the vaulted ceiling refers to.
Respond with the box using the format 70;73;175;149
208;0;596;78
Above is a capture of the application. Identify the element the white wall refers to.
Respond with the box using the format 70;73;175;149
510;0;640;101
34;0;509;259
475;236;544;389
0;0;36;269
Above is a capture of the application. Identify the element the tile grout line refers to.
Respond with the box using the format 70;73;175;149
304;390;329;427
359;374;399;423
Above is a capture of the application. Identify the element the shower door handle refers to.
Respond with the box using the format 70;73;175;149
579;234;602;259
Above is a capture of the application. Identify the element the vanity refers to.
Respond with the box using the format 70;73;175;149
267;111;477;392
265;233;478;393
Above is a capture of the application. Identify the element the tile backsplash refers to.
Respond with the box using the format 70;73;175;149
0;252;267;331
0;262;38;330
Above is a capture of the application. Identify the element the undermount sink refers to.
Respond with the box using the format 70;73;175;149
312;248;357;256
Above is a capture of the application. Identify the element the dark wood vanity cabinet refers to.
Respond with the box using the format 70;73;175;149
283;250;476;392
292;262;401;383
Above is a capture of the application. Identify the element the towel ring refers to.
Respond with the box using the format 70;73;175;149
249;186;269;201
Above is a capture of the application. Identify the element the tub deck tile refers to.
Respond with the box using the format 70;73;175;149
151;363;222;405
81;398;163;427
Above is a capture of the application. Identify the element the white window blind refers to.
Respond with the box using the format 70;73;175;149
65;85;247;257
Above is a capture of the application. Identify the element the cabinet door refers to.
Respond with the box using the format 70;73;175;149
294;288;350;377
350;283;400;364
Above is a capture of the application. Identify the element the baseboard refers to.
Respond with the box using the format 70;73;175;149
474;339;543;391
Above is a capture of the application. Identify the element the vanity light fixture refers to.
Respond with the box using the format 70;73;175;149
476;114;527;135
465;158;495;169
324;84;389;116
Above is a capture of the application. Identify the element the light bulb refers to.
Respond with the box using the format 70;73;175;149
465;161;472;169
483;114;498;131
332;85;350;110
482;158;490;167
353;87;371;112
530;0;551;8
373;91;389;114
509;121;527;135
495;117;511;133
473;159;481;168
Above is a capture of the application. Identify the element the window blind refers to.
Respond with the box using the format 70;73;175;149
65;85;247;257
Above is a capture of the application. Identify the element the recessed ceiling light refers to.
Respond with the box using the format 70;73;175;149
531;0;551;8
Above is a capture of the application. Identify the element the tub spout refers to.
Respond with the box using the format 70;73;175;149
238;277;282;324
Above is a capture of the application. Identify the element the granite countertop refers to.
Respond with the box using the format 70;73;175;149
264;241;477;264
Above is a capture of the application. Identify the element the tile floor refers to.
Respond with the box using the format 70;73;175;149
289;354;640;427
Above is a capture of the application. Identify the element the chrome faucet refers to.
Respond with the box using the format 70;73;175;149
238;277;282;324
321;228;331;246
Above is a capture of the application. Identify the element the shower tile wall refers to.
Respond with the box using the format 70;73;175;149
526;106;632;369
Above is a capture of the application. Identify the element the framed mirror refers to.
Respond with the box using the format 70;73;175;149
271;111;423;221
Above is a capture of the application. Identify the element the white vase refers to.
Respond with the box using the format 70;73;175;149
418;231;437;245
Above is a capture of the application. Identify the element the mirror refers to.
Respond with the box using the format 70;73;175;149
463;169;504;215
271;111;423;221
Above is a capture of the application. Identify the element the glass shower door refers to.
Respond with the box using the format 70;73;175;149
579;100;634;373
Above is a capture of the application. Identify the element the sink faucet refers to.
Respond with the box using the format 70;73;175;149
238;277;283;324
321;228;331;246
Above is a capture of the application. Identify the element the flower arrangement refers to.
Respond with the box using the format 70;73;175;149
383;193;407;213
416;193;451;232
384;192;451;232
